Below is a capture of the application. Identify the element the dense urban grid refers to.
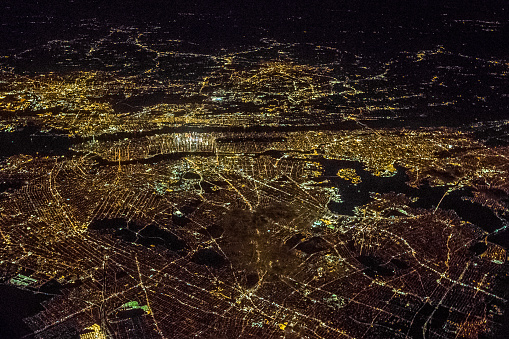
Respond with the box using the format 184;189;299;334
1;7;508;339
